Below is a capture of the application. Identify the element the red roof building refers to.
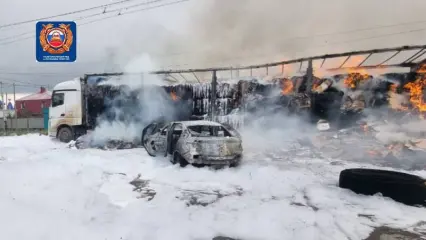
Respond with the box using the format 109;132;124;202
15;87;51;118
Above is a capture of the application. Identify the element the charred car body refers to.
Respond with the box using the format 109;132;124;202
142;120;243;167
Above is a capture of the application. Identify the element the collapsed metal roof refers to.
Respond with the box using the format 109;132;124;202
85;44;426;84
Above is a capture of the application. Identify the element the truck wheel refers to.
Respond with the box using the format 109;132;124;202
339;168;426;206
58;127;73;143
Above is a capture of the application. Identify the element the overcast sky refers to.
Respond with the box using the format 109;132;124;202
1;0;426;94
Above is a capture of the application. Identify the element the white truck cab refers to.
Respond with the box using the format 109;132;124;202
49;78;83;142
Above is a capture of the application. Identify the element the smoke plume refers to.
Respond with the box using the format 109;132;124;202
90;54;176;144
149;0;426;72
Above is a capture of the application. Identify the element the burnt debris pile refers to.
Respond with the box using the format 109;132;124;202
84;68;426;131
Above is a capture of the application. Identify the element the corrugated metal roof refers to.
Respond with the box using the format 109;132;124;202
16;91;51;101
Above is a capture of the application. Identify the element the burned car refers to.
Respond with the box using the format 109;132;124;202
142;120;243;167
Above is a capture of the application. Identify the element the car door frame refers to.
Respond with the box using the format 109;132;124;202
154;125;168;155
166;122;183;157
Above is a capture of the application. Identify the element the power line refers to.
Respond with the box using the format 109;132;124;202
79;0;190;26
0;76;45;87
0;0;188;46
0;32;32;42
0;0;147;29
1;8;425;48
3;83;43;88
0;71;79;76
74;0;164;21
0;0;167;42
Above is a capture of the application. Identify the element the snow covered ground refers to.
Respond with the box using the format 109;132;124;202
0;134;425;240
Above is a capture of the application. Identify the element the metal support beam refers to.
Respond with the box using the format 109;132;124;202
210;71;217;121
84;44;426;77
411;58;426;72
178;73;188;83
358;53;372;67
306;59;313;92
166;74;179;82
266;66;269;75
192;72;201;83
338;55;351;68
402;48;425;63
320;58;326;68
407;51;426;63
377;50;401;66
327;63;415;71
281;64;284;74
149;44;426;74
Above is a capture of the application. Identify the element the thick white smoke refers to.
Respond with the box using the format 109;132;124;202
147;0;426;70
90;54;175;144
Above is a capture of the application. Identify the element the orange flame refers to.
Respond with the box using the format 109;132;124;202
338;56;372;89
417;64;426;73
170;91;179;101
312;77;322;91
403;76;426;112
343;72;371;89
281;79;294;95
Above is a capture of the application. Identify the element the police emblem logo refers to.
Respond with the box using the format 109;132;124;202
36;21;77;62
39;24;73;54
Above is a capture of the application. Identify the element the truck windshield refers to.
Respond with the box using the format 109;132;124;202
187;125;232;137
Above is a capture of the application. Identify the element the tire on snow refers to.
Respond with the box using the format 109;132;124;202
339;168;426;207
58;127;73;143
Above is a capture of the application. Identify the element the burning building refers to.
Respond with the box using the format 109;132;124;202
86;45;426;137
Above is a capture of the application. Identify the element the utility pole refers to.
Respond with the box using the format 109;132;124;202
13;83;17;123
13;83;16;109
0;82;3;109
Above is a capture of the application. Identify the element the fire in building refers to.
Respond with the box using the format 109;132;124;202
15;87;51;118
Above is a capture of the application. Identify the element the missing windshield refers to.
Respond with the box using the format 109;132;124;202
187;125;232;137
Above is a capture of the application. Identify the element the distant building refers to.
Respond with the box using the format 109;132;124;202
15;87;51;118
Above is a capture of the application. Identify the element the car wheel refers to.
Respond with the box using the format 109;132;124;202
58;127;73;143
173;152;189;167
339;168;426;206
144;141;157;157
141;126;151;147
